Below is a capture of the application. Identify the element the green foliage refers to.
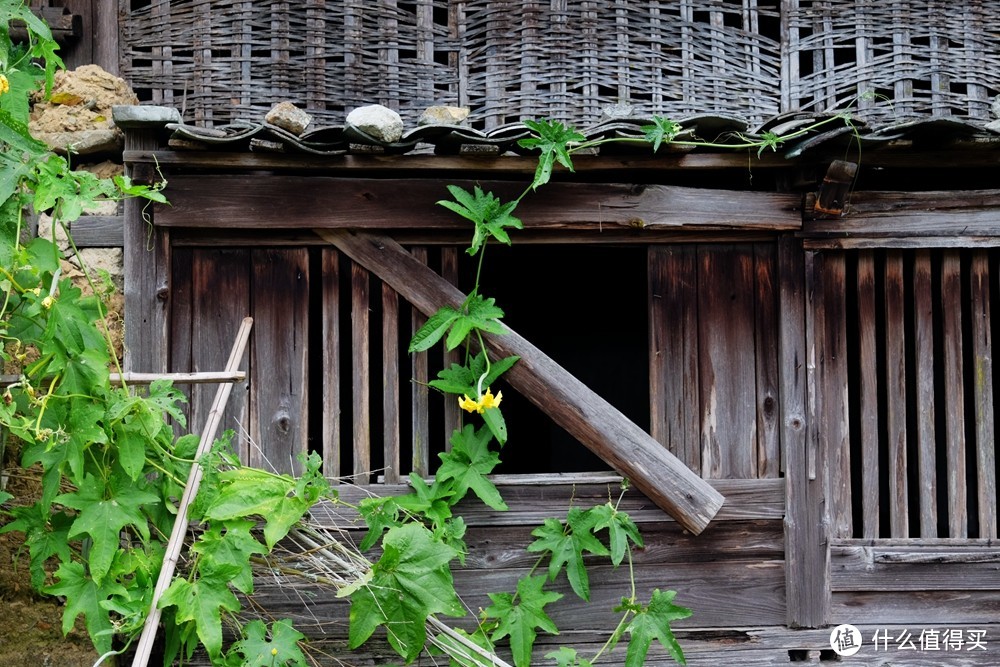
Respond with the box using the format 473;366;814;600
527;507;610;602
518;119;585;190
623;589;693;666
484;574;562;667
231;619;308;667
437;424;506;510
348;523;465;661
642;116;683;152
438;184;523;256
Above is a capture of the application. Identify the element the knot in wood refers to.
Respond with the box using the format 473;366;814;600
628;217;646;229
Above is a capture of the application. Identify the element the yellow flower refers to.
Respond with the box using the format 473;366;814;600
457;388;503;414
0;74;9;95
41;295;55;309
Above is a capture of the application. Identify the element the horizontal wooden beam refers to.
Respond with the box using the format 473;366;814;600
67;215;124;248
317;229;725;535
155;174;801;232
803;188;1000;240
832;543;1000;591
124;149;796;174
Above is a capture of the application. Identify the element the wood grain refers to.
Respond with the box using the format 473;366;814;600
970;251;997;538
157;175;802;232
856;251;880;539
884;250;909;538
321;249;342;479
912;249;937;537
317;230;725;534
351;261;371;482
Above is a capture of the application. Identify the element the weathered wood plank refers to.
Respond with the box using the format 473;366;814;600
805;236;1000;250
803;189;1000;238
884;250;909;538
351;261;371;482
319;230;724;534
754;244;781;478
832;591;1000;625
410;246;430;476
249;249;309;475
124;148;796;174
698;245;757;479
157;176;802;231
856;251;880;539
648;246;700;472
970;251;997;539
382;283;401;483
321;249;342;479
188;250;251;461
831;544;1000;591
318;478;784;528
820;252;851;539
168;246;194;431
123;129;169;375
64;214;123;247
941;250;967;538
913;249;938;537
441;247;461;451
780;238;827;628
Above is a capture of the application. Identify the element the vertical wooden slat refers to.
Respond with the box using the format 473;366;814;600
857;251;880;539
784;239;829;628
351;261;371;482
820;253;851;539
123;128;169;377
410;246;430;476
754;244;781;478
913;250;938;537
941;250;967;538
971;251;997;538
382;283;401;484
190;250;251;461
648;246;700;472
698;245;757;479
884;250;909;537
168;247;193;433
441;247;461;450
250;249;309;475
322;249;341;479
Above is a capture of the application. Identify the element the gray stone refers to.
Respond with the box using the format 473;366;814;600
265;101;312;136
37;129;122;155
602;102;635;120
346;104;404;143
418;105;470;126
992;96;1000;119
986;119;1000;134
112;105;182;128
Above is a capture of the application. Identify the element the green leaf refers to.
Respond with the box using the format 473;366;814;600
546;647;593;667
55;473;160;584
444;295;506;352
642;116;683;152
349;523;464;661
518;119;585;190
526;508;609;601
437;424;506;510
159;571;242;661
437;185;523;256
395;472;455;526
231;619;307;667
44;561;126;655
485;574;562;667
0;107;49;156
190;520;267;594
624;589;692;666
0;505;73;589
481;405;508;445
357;495;402;551
409;305;461;353
203;468;313;549
589;502;643;567
430;352;519;398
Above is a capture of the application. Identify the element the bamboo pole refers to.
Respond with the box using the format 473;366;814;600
131;317;253;667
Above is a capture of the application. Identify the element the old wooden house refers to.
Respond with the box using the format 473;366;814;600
56;0;1000;664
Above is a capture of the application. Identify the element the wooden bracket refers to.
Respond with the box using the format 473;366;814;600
805;160;858;220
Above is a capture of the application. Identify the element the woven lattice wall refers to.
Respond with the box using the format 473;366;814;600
119;0;999;128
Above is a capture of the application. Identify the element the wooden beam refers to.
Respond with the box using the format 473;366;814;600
316;230;725;535
803;188;1000;239
156;175;802;232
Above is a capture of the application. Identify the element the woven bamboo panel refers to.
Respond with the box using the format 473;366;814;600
783;0;1000;120
119;0;783;128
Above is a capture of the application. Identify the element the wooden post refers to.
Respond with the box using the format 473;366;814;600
317;230;724;535
782;238;830;628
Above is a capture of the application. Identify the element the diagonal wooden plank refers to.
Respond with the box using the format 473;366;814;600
316;229;724;535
